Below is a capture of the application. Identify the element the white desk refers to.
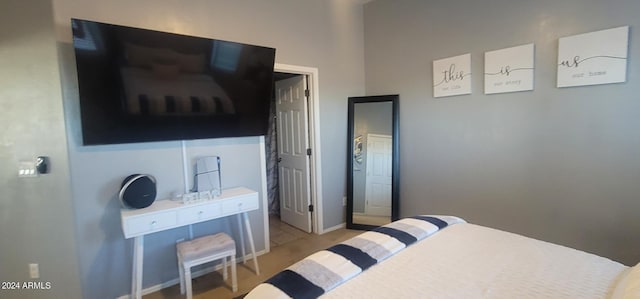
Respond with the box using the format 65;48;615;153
121;187;261;299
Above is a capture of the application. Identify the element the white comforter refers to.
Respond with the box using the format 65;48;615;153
322;223;627;299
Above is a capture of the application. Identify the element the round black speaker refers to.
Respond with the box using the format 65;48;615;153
119;174;157;209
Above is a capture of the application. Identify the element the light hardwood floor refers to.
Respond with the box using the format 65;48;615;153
144;216;360;299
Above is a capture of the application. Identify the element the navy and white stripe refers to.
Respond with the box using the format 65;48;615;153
246;215;465;299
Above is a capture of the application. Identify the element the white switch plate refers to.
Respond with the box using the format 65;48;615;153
18;160;38;178
29;263;39;279
343;196;347;206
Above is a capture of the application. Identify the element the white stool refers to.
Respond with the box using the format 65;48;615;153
177;233;237;299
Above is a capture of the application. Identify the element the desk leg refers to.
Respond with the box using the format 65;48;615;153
132;236;143;299
236;214;247;265
242;212;260;275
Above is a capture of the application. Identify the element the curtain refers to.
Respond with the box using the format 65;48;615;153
265;95;280;216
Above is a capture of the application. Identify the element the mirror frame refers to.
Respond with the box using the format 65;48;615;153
346;94;399;230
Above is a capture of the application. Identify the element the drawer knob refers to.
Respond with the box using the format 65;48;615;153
151;221;157;227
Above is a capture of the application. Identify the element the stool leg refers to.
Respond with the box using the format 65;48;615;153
231;255;237;292
223;256;228;280
185;265;193;299
178;256;185;295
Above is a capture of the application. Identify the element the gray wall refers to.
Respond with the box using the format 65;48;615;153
364;0;640;265
0;1;82;298
50;0;364;298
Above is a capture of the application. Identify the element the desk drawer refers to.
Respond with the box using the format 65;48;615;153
222;195;258;214
177;203;222;224
124;211;177;237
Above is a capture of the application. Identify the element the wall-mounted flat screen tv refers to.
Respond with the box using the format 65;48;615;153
71;18;276;145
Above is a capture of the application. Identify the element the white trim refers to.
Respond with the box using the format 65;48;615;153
115;250;267;299
323;222;346;234
258;136;270;253
180;140;189;193
273;63;324;234
367;133;392;139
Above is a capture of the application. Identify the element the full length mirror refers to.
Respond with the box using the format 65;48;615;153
347;95;399;230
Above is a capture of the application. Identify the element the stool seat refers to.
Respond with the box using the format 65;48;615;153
177;233;237;298
177;233;235;262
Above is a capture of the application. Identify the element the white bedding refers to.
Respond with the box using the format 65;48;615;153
321;223;628;299
120;67;235;115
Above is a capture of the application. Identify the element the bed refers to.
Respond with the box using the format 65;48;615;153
246;216;639;299
119;42;236;116
120;67;235;116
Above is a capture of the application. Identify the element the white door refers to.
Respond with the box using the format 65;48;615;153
364;134;393;216
276;75;312;232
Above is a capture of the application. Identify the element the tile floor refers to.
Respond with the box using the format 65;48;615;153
144;215;360;299
268;214;309;247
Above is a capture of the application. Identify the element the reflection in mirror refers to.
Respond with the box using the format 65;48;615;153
347;95;399;230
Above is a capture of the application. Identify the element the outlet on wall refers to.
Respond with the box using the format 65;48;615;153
342;196;347;206
29;263;39;279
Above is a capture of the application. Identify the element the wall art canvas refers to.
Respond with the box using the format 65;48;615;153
484;43;534;94
557;26;629;88
433;53;472;98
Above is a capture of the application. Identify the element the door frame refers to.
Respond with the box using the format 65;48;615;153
262;63;324;237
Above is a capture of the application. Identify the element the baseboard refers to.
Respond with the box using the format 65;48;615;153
116;249;267;299
321;222;345;234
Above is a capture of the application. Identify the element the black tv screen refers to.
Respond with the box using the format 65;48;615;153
71;18;276;145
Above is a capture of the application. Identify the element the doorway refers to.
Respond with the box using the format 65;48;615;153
364;134;393;217
266;64;323;242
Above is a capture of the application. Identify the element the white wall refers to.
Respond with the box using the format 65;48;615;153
51;0;365;297
364;0;640;265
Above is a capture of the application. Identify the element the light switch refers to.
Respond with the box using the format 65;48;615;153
18;160;38;178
